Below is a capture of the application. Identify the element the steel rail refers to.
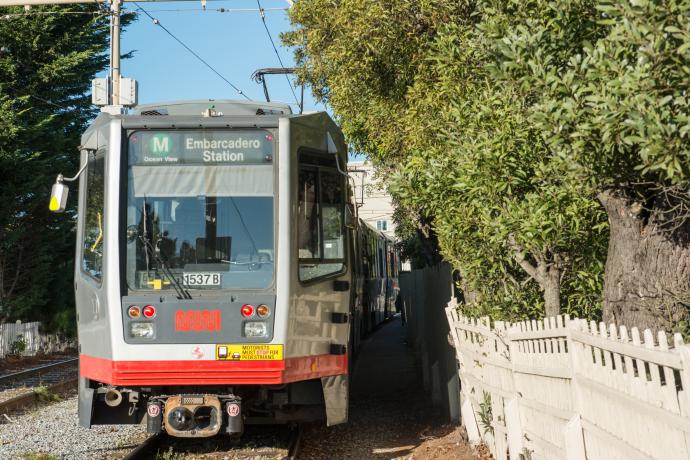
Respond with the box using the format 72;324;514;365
284;424;303;460
123;424;302;459
0;357;79;385
0;377;78;413
123;433;166;460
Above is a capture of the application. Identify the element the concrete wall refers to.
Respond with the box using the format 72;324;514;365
399;264;460;421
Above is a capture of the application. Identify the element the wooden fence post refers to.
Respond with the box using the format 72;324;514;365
503;322;524;460
563;414;586;460
565;319;587;459
505;397;523;460
676;345;690;454
445;301;462;352
461;395;482;444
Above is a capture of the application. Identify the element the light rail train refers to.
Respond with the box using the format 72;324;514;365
50;99;400;437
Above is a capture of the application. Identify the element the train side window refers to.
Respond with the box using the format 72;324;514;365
298;167;320;260
82;151;105;280
378;248;384;278
298;153;345;282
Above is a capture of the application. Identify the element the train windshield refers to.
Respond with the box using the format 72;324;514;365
124;129;275;292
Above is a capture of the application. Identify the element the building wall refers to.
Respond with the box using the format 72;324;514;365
347;160;396;239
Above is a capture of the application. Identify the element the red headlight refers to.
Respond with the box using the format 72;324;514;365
143;305;156;318
241;304;254;317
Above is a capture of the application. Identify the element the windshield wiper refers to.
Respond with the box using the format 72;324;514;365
139;235;192;300
140;199;191;300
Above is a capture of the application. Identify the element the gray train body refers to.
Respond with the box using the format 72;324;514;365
70;100;399;437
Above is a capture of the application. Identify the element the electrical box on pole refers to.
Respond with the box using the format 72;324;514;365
119;78;138;107
91;77;110;106
91;77;137;107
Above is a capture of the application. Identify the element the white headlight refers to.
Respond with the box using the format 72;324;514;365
130;322;155;338
244;321;267;337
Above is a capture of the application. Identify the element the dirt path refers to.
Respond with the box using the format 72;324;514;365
300;317;479;459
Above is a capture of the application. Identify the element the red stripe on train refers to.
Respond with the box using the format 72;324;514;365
79;354;347;386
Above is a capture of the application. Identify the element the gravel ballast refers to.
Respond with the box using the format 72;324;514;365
0;318;477;459
0;394;145;459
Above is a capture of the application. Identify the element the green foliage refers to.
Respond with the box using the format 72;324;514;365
22;453;58;460
287;0;690;323
284;0;465;161
10;334;27;355
533;0;690;187
156;447;186;460
477;391;494;436
34;385;61;403
0;6;128;335
286;0;611;320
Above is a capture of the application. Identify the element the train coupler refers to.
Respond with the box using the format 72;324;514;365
164;395;222;438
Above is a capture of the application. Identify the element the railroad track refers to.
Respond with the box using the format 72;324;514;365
123;432;166;460
0;357;79;414
286;424;303;460
0;357;78;390
123;424;303;460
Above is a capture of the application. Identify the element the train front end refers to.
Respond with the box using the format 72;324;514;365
62;101;352;437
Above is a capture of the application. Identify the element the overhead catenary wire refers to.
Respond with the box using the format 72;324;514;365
0;10;105;19
255;0;300;107
125;7;288;13
29;94;68;109
133;2;250;100
1;1;109;20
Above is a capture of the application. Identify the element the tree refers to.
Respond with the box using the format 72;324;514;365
286;0;607;321
0;5;116;335
530;0;690;330
287;0;690;330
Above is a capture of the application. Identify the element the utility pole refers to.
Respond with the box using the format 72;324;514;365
110;0;121;105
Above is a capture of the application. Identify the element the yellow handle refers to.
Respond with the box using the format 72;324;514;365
90;212;103;252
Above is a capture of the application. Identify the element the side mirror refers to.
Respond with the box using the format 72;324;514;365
48;160;89;213
49;176;69;213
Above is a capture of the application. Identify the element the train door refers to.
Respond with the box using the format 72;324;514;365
75;123;112;361
366;231;377;331
287;114;351;425
348;208;363;356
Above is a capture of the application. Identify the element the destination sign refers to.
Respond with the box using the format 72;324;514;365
128;130;274;165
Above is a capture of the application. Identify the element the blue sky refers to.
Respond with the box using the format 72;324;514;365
115;0;324;113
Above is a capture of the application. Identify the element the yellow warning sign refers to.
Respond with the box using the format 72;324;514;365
216;344;283;361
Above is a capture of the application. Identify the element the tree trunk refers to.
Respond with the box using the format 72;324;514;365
457;270;481;305
599;190;690;331
509;235;562;317
542;265;561;318
415;220;442;268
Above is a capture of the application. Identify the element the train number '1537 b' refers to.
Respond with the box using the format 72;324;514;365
175;310;222;332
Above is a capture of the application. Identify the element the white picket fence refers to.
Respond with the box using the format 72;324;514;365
446;302;690;460
0;321;75;358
